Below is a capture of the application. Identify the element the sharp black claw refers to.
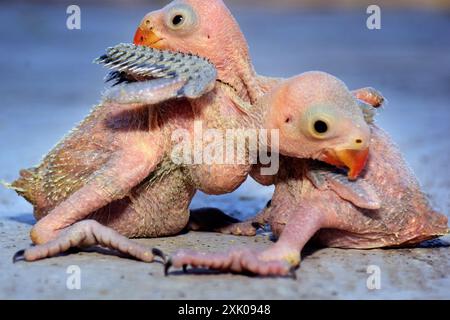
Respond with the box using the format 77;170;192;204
182;264;188;273
288;266;298;280
164;258;172;277
152;248;167;263
13;249;26;263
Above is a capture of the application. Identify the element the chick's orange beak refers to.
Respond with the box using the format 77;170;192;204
320;148;369;180
133;25;163;48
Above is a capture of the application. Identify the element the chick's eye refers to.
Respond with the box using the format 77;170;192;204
303;107;336;139
165;4;197;31
172;14;184;26
313;120;328;134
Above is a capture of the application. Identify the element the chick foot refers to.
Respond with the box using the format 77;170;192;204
165;247;298;278
13;220;165;263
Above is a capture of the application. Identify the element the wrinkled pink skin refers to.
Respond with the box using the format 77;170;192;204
170;126;448;276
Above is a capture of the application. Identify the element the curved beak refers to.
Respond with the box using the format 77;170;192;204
319;148;369;180
133;21;164;48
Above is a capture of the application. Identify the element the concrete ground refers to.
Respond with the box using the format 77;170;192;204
0;3;449;299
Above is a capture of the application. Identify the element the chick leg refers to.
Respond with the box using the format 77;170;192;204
166;202;325;277
14;220;164;263
14;151;160;262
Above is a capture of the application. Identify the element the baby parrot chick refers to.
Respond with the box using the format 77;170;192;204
166;72;449;277
9;46;218;263
8;0;272;263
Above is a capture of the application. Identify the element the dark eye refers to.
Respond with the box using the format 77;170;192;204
165;4;197;31
313;120;328;134
172;14;184;26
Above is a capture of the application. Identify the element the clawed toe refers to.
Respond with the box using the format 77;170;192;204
12;249;26;263
164;260;188;276
165;249;298;278
288;265;298;280
164;257;173;276
151;248;167;263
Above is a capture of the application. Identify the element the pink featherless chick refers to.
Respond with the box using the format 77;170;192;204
167;72;449;277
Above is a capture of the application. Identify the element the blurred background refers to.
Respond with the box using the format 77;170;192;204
0;0;449;222
6;0;450;9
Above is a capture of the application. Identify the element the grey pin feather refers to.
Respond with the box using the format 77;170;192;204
94;43;217;100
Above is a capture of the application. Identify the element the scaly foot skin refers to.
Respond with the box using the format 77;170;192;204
13;220;165;263
166;247;297;278
166;203;313;278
